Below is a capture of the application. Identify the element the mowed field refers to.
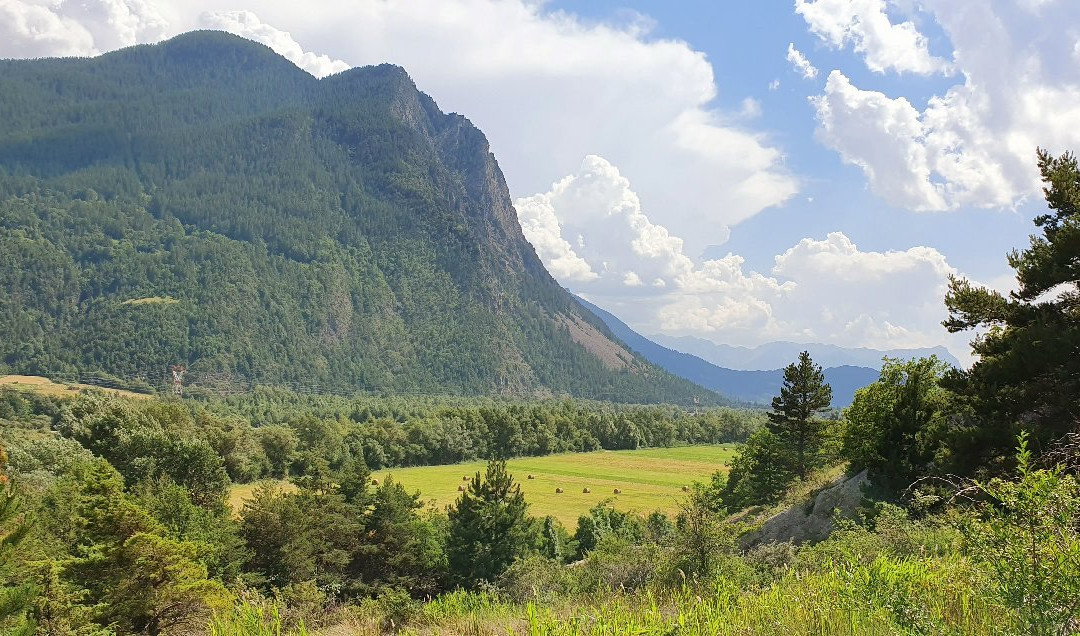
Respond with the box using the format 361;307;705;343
373;444;736;526
0;374;150;400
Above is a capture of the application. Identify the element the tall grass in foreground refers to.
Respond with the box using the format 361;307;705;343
208;601;307;636
520;555;1006;636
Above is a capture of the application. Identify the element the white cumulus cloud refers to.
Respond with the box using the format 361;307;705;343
808;1;1080;211
522;156;967;358
0;0;169;57
795;0;949;74
786;43;819;79
198;10;349;77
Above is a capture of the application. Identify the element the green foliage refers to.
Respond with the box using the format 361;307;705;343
351;477;446;596
944;148;1080;469
33;457;230;635
208;599;308;636
522;554;1000;635
572;501;645;559
537;516;574;563
671;489;737;580
0;443;36;636
56;395;230;506
768;351;833;479
843;356;954;486
721;429;797;509
238;483;358;592
962;434;1080;635
447;460;534;585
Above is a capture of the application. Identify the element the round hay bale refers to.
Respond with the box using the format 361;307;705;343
371;478;379;486
555;487;564;494
613;488;622;494
463;475;470;481
682;485;690;492
527;474;535;479
457;484;466;492
582;487;591;494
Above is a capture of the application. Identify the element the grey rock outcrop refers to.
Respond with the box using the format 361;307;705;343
741;470;871;548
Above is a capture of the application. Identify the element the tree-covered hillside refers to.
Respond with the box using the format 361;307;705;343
0;31;716;404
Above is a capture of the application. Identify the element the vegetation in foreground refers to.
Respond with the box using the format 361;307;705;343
1;152;1079;635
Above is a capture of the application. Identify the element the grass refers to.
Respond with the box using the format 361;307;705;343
228;479;297;513
372;445;736;526
0;374;151;400
119;296;180;306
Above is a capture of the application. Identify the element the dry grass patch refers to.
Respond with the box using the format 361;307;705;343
0;374;151;400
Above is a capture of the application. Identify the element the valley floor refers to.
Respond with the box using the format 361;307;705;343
229;445;735;526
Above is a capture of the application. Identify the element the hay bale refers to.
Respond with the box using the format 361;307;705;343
555;487;564;494
613;488;622;494
463;475;470;481
682;485;690;492
527;474;535;479
371;478;379;486
582;487;591;494
457;485;466;492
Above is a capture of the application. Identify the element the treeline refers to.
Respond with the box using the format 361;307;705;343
0;388;755;634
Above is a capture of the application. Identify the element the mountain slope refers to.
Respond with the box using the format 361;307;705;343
0;31;717;404
577;297;877;406
649;334;960;371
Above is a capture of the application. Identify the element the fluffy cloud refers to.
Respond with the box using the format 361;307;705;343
807;1;1080;211
523;156;965;357
198;10;349;77
795;0;949;74
786;43;819;80
517;155;699;292
0;0;168;57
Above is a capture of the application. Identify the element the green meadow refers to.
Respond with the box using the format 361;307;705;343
371;444;736;526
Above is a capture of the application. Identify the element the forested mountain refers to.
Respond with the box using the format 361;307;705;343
578;297;877;406
0;31;717;404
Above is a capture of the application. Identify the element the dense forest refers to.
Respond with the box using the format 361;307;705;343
0;31;713;405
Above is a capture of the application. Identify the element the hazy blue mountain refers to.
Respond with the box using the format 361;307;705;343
576;297;878;407
648;334;960;372
0;31;719;405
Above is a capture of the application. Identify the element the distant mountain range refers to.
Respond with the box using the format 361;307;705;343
649;334;960;372
577;297;892;407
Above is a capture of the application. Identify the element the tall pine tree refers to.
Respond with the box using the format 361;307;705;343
944;148;1080;470
446;460;534;585
768;351;833;479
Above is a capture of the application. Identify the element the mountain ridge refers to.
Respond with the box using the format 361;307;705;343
0;31;718;405
576;297;878;407
649;334;960;371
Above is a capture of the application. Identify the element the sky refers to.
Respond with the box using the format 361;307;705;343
3;0;1079;364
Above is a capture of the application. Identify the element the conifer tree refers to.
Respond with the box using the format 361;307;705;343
446;460;533;585
944;148;1080;467
768;351;833;479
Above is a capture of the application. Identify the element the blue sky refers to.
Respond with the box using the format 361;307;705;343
550;0;1035;280
3;0;1078;363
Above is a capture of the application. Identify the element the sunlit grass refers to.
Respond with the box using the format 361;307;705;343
372;445;736;526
